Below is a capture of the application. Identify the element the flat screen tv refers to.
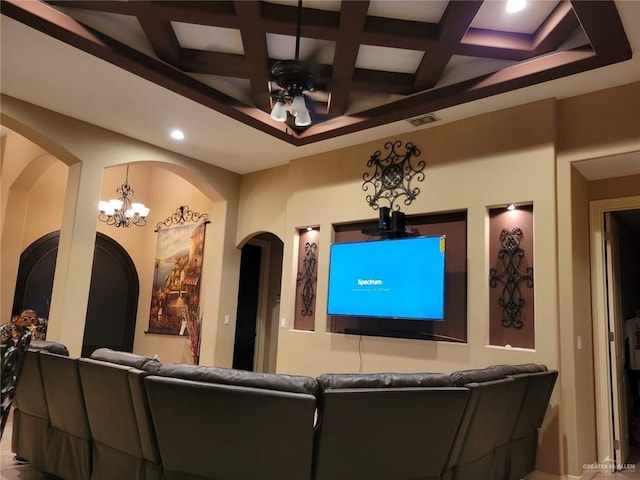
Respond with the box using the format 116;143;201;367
327;236;446;321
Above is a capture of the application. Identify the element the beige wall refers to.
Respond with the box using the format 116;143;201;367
276;99;559;377
589;173;640;200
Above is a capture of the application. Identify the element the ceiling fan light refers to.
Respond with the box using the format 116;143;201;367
290;95;307;117
295;110;312;127
270;101;287;122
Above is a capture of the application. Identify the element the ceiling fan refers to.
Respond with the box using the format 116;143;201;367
269;0;326;128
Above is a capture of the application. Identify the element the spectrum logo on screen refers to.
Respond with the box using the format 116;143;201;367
357;279;383;286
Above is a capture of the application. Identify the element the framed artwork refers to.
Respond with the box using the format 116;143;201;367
147;220;207;335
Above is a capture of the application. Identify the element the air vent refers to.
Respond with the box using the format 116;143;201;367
407;113;439;127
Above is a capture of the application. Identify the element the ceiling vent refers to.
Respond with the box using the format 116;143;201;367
407;114;439;127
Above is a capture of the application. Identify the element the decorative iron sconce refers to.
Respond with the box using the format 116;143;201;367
155;205;210;232
296;242;317;316
362;140;425;212
489;227;534;329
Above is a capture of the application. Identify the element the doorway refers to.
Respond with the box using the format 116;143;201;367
591;197;640;467
232;234;283;372
12;231;139;356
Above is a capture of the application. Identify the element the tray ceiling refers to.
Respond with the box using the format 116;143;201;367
2;0;632;147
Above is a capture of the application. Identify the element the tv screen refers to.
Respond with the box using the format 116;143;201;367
327;236;446;320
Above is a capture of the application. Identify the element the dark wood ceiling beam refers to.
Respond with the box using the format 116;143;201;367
180;50;249;77
531;1;579;52
326;1;369;117
569;0;631;59
458;29;532;60
149;1;237;26
413;0;483;91
363;16;439;50
234;1;271;112
45;1;136;15
351;69;415;95
260;2;340;33
132;1;182;66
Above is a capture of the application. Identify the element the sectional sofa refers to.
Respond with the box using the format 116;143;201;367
11;343;557;480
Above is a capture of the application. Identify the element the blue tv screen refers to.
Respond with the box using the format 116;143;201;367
327;236;446;321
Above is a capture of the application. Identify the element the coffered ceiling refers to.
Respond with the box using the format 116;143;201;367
1;1;638;174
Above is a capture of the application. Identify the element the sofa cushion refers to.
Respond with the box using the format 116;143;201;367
29;340;69;356
90;348;161;374
488;363;548;375
450;365;516;386
512;363;548;374
158;363;318;395
317;372;453;391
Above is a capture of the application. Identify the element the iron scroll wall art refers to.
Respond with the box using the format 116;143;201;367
155;205;210;232
362;140;425;212
489;227;534;329
296;241;318;316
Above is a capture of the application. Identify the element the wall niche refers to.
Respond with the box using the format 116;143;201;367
488;204;535;349
329;210;467;342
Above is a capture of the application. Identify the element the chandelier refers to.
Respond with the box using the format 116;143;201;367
98;165;150;227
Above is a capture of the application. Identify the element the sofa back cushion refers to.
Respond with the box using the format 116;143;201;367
313;372;468;480
78;358;146;455
317;371;452;391
511;369;558;439
39;351;91;480
450;364;515;386
90;348;161;374
158;363;317;395
145;370;317;479
29;340;69;356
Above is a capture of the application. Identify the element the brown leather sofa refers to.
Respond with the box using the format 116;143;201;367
11;346;557;480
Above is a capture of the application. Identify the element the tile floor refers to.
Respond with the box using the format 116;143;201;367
3;408;640;480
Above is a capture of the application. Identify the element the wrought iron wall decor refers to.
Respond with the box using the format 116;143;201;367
296;242;317;316
362;140;425;212
489;227;534;329
155;205;210;232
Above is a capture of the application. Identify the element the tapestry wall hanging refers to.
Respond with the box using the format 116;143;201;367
147;220;207;335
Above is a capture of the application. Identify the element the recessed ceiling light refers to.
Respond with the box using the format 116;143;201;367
505;0;526;13
170;129;185;140
507;204;516;211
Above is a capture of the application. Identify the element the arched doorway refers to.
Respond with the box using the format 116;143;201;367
12;231;139;356
233;233;284;372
